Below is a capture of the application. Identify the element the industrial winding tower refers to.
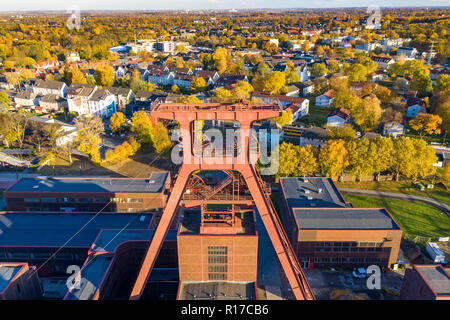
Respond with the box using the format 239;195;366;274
129;101;314;300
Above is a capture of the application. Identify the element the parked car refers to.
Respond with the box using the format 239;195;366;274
352;268;367;278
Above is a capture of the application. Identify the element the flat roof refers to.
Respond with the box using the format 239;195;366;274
0;264;23;292
0;212;152;247
416;265;450;296
293;208;400;230
91;229;177;254
178;281;255;300
6;172;169;194
280;177;347;209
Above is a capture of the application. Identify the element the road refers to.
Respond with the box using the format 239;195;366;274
339;188;450;215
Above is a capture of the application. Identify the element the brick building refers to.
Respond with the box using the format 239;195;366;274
400;265;450;300
278;177;402;269
4;172;170;213
0;263;43;300
177;207;258;300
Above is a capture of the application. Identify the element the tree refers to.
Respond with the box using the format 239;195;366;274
352;95;382;131
310;63;328;78
346;63;368;82
346;138;378;180
372;137;394;180
64;66;86;86
109;112;127;134
23;57;36;68
431;91;449;141
326;124;356;141
409;68;432;93
152;122;172;154
272;109;292;127
435;74;450;92
318;139;349;180
333;89;360;112
190;76;207;92
74;115;104;164
355;55;377;74
2;60;14;70
131;110;153;144
178;95;203;103
0;91;11;113
391;137;437;181
277;142;298;177
95;63;115;87
409;114;442;137
232;81;253;99
285;62;300;84
214;88;232;102
253;71;287;95
444;164;450;182
176;44;186;53
277;143;318;177
327;60;340;73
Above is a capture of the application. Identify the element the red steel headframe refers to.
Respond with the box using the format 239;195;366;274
129;101;314;300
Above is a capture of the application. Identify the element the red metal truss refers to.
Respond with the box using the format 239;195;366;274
129;101;314;300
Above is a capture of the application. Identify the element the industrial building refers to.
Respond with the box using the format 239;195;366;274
278;177;402;269
0;262;43;300
4;172;170;213
400;265;450;300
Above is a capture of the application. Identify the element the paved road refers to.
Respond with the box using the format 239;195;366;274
339;188;450;215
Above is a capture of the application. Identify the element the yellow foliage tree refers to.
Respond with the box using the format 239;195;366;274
409;114;442;138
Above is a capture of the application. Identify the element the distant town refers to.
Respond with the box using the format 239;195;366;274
0;7;448;303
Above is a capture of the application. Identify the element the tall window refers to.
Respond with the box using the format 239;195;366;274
208;246;228;280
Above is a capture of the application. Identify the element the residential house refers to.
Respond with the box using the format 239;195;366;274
284;103;309;122
32;79;68;97
327;108;350;127
286;85;300;97
67;84;98;115
397;47;418;60
103;86;135;110
66;52;81;64
215;74;248;87
295;81;315;96
371;56;395;70
173;74;194;89
252;91;309;110
315;89;335;107
147;66;174;86
194;70;219;86
38;94;67;112
14;91;39;108
383;121;405;137
299;126;328;148
30;116;78;147
86;89;116;118
406;98;427;118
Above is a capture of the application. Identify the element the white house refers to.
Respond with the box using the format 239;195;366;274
371;56;395;70
86;89;116;118
32;79;68;97
383;122;405;137
67;84;98;115
315;89;335;107
284;102;309;122
326;108;350;127
173;74;194;89
14;91;39;108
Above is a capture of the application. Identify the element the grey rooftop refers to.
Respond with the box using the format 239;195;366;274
6;172;169;194
280;177;347;209
416;265;450;296
0;212;152;247
293;208;400;230
0;264;23;292
178;281;255;300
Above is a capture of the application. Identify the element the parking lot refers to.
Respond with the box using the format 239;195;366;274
304;269;404;300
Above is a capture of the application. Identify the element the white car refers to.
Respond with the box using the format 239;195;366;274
352;268;367;278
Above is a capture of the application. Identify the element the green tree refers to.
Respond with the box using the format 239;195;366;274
310;63;328;77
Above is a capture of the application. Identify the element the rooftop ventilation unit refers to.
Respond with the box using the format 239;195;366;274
318;188;323;193
32;185;39;189
140;216;146;223
307;196;313;200
305;190;310;194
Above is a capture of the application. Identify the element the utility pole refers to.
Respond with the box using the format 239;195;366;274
427;39;436;65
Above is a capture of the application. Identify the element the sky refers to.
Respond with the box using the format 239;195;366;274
1;0;449;12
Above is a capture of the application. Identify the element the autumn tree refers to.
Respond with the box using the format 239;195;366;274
309;63;328;78
372;137;394;181
190;76;207;92
64;66;86;86
409;114;442;138
277;142;318;177
0;91;11;113
131;110;153;145
435;74;450;92
152;121;172;154
253;71;287;95
326;124;356;141
318;139;349;180
352;95;383;132
109;112;127;134
74;115;104;164
272;109;292;127
232;81;254;100
346;138;378;180
95;63;115;87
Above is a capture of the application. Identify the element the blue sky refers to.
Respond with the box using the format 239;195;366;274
1;0;448;11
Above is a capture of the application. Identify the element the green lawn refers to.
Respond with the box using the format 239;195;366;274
296;105;328;127
342;194;450;245
270;191;283;224
336;180;450;206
